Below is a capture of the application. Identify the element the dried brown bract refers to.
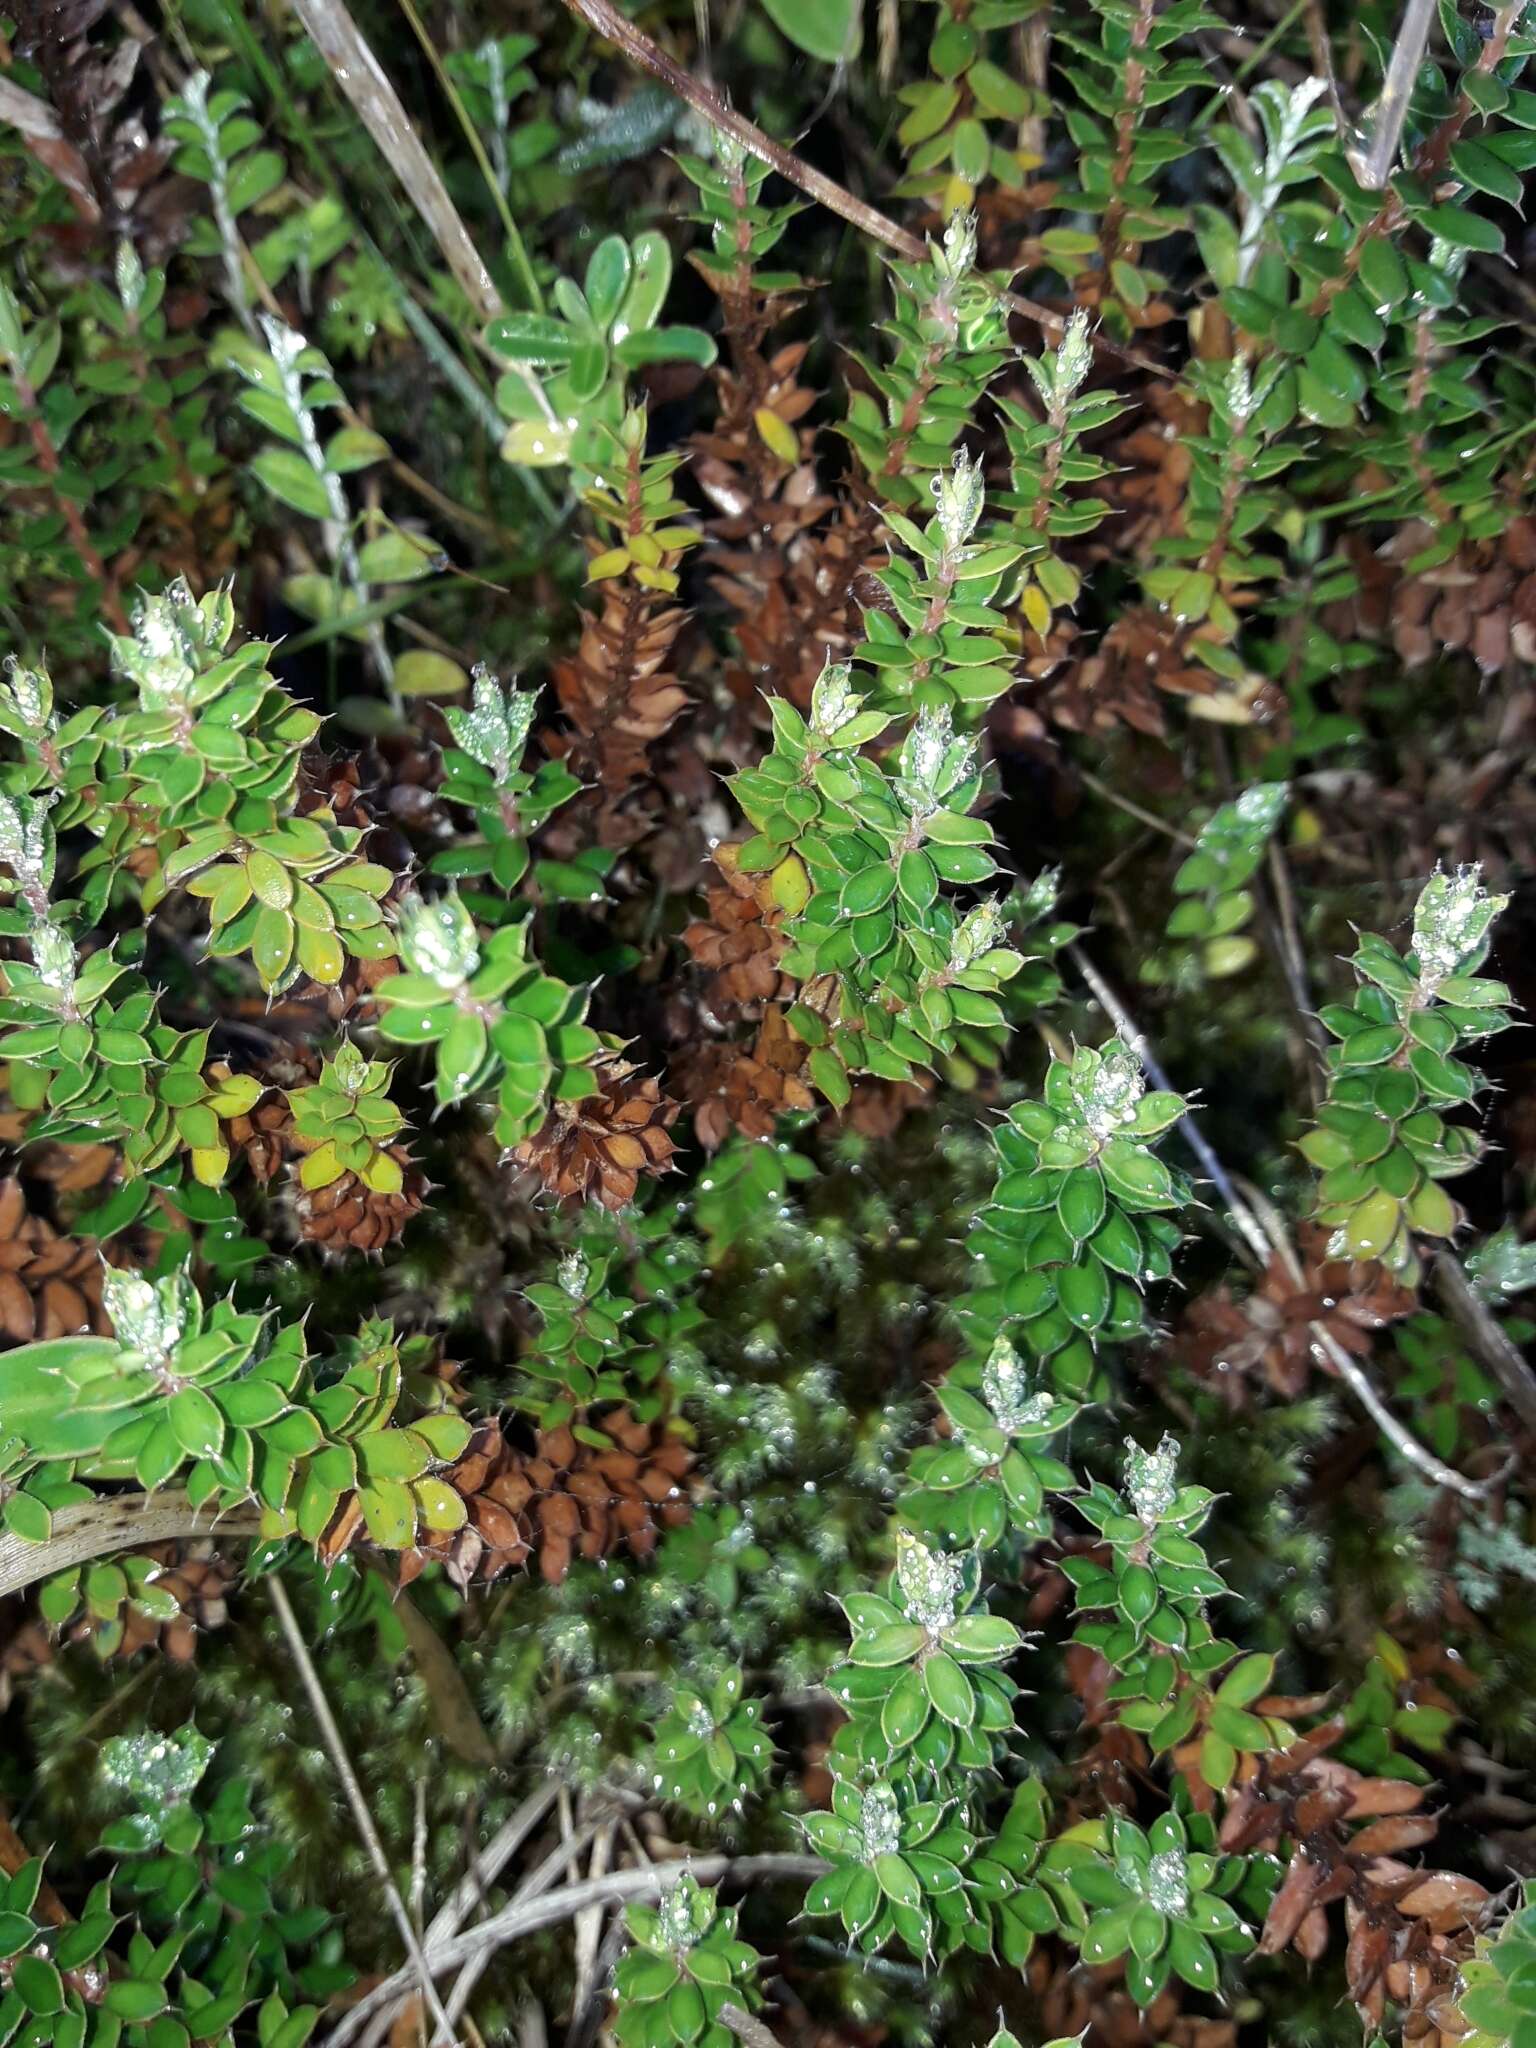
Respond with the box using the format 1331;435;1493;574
1180;1223;1416;1408
395;1408;693;1589
510;1053;680;1211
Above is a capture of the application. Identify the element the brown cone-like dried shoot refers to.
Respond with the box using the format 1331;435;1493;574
396;1409;693;1590
510;1054;680;1211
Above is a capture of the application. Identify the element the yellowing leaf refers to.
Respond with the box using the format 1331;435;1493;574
770;854;810;916
1407;1178;1456;1238
206;1073;262;1116
394;651;469;697
1344;1190;1403;1261
500;418;573;467
412;1476;468;1533
1201;936;1258;978
299;1141;342;1191
1375;1632;1410;1682
295;921;345;985
585;547;631;582
325;425;391;473
1021;582;1052;641
754;407;800;464
356;530;441;584
190;1145;230;1187
359;1150;405;1196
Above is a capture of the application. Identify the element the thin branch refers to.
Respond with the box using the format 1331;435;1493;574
383;451;507;541
1358;0;1438;189
1239;1175;1500;1502
565;1912;627;2048
290;0;503;321
1068;941;1272;1265
1077;767;1199;850
391;0;543;311
570;1815;614;2038
1309;0;1523;315
721;2007;785;2048
335;1782;564;2048
267;1575;460;2047
1433;1250;1536;1438
388;287;508;439
1263;835;1330;1090
321;1856;826;2047
555;0;1167;378
510;1794;646;1905
425;1794;645;2048
431;1931;496;2040
429;1784;565;1943
420;1855;827;1974
0;1492;263;1601
1310;1318;1496;1498
10;362;129;633
411;1777;430;1936
1191;0;1310;132
1303;0;1352;145
1016;8;1050;163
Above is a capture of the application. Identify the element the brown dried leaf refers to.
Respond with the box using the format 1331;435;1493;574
1349;1815;1442;1858
1260;1852;1327;1954
1394;1872;1490;1930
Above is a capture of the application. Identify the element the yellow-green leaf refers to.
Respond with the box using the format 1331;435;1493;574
754;407;800;463
500;418;573;467
299;1141;342;1190
295;921;346;985
190;1145;231;1187
770;854;810;916
412;1476;468;1533
358;1478;416;1550
394;651;470;697
359;1150;404;1196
